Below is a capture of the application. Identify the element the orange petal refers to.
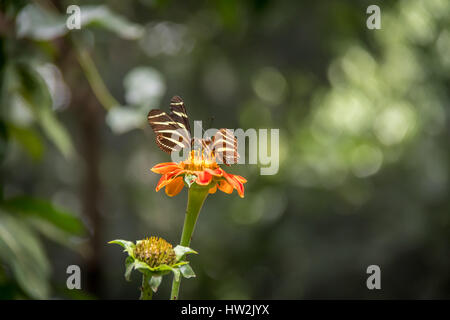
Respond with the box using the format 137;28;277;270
234;175;247;184
209;184;217;194
151;162;181;174
236;183;245;198
233;177;245;198
218;180;233;194
156;175;168;192
224;173;245;198
155;169;184;191
222;171;237;189
165;177;184;197
196;171;213;185
204;168;223;177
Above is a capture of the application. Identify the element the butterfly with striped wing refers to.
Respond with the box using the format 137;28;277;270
147;96;239;165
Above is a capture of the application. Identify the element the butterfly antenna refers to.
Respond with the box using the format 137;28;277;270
200;116;215;135
207;116;215;130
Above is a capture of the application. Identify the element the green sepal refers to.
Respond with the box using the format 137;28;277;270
184;174;196;187
150;275;162;293
174;245;198;261
133;260;175;277
153;264;181;282
171;261;189;268
155;264;177;274
124;256;134;281
133;259;152;272
179;264;196;279
108;239;135;258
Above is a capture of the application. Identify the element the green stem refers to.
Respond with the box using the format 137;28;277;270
140;273;153;300
170;186;209;300
72;40;120;110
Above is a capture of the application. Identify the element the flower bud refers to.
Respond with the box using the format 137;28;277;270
134;236;176;268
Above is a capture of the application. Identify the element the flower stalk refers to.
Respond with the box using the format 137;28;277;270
140;273;153;300
170;186;209;300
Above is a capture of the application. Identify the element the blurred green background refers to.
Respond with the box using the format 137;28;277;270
1;0;449;299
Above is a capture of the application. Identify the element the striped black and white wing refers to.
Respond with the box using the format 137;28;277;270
212;128;239;165
147;109;191;154
169;96;191;134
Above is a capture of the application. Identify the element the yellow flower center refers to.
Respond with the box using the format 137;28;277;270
183;150;218;171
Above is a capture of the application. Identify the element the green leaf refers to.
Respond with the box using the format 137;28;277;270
7;124;44;160
14;62;75;158
149;275;162;292
174;245;198;261
2;196;84;236
26;217;83;253
16;4;66;40
80;6;144;40
124;256;135;281
16;4;143;41
38;106;75;159
14;62;52;109
179;264;196;279
0;211;51;299
108;240;135;258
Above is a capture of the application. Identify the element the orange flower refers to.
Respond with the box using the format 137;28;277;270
151;150;247;198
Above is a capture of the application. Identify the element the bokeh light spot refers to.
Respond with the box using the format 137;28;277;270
351;144;383;178
252;67;287;104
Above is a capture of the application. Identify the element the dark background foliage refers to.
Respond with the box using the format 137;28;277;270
0;0;449;299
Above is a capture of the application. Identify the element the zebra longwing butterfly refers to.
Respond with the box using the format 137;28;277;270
147;96;239;165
